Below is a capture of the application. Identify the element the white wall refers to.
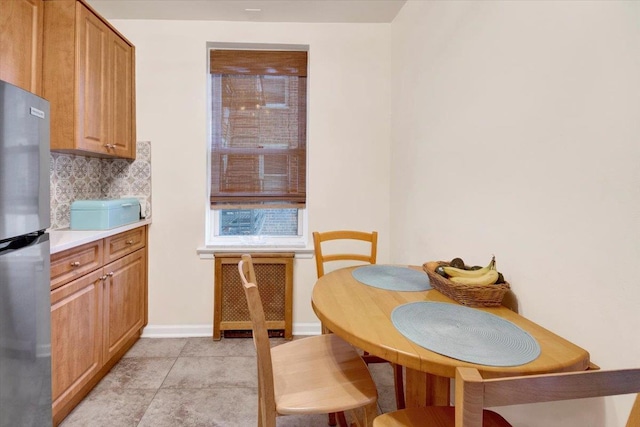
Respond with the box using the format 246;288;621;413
109;19;392;333
109;2;640;423
390;1;640;425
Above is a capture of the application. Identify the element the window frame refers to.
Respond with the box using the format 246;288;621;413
205;42;309;248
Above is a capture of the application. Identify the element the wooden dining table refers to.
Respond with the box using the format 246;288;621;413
311;265;591;408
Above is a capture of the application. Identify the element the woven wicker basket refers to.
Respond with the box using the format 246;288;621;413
422;261;510;307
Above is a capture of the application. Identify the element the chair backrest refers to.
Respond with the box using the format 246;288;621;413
238;254;277;427
455;367;640;427
312;230;378;277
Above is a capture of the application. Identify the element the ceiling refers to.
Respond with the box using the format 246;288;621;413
86;0;407;23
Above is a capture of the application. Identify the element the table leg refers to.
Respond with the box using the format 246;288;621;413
404;367;451;407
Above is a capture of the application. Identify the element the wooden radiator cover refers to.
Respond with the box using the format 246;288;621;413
213;253;294;340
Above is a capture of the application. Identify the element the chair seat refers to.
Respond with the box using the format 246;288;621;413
271;333;378;415
372;406;511;427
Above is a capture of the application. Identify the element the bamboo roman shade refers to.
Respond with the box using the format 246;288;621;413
210;50;307;208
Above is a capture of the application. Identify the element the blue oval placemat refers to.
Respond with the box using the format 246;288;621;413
352;265;431;292
391;302;540;366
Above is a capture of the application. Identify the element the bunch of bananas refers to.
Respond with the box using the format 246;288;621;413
435;256;505;286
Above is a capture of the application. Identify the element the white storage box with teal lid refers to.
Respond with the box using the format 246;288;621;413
70;198;141;230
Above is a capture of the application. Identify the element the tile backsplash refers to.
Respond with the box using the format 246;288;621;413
49;141;152;229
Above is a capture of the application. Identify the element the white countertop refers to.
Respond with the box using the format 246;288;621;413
49;219;152;254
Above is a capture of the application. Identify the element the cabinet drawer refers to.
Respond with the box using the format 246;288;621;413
51;240;103;290
104;226;146;263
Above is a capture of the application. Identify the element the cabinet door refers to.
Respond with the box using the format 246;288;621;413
50;269;103;419
109;33;135;158
103;248;146;363
75;2;110;154
0;0;43;95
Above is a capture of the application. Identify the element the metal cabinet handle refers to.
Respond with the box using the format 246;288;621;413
126;240;134;245
100;272;114;281
70;261;80;267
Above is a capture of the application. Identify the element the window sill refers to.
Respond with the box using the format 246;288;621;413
197;245;314;259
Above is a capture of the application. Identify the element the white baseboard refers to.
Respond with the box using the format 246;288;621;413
141;324;212;338
141;322;321;338
291;323;322;336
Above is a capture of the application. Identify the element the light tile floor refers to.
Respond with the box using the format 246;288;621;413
60;337;399;427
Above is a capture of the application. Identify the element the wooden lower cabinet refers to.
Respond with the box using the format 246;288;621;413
50;269;103;420
103;248;146;362
50;226;148;425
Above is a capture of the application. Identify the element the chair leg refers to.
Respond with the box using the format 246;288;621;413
336;411;349;427
344;403;377;427
362;402;378;427
328;412;337;426
393;363;405;410
361;356;405;410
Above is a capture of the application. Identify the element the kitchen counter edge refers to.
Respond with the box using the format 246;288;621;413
49;219;152;254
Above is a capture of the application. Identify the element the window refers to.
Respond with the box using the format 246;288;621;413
207;47;308;246
262;76;288;108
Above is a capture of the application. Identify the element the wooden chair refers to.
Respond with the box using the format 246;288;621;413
373;366;640;427
238;254;379;427
313;230;379;278
313;230;406;420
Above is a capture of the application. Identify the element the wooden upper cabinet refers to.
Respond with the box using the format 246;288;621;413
109;32;135;158
0;0;44;95
43;0;136;159
76;4;110;154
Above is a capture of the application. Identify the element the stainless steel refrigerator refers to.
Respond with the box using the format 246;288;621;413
0;80;52;426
